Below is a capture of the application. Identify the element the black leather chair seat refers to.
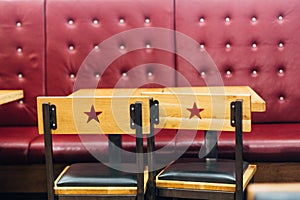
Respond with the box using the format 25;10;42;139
158;158;249;184
57;163;138;187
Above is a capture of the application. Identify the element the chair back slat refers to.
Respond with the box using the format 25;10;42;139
37;96;151;134
141;92;251;132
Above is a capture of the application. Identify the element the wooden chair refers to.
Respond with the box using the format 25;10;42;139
37;96;158;200
141;91;260;200
247;183;300;200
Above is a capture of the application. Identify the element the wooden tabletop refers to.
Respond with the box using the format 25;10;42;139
0;90;23;105
70;86;266;112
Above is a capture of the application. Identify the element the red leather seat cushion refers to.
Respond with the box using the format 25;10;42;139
29;134;103;164
27;124;300;164
0;127;38;164
29;129;178;164
242;123;300;162
176;123;300;162
0;123;295;165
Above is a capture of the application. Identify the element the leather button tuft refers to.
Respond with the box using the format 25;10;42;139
119;18;125;23
120;45;125;50
95;73;100;79
16;21;22;27
225;17;230;23
200;71;206;77
69;45;75;51
199;17;205;23
17;47;22;53
200;43;205;49
278;42;284;48
279;96;284;101
68;19;74;25
278;68;284;75
93;19;99;24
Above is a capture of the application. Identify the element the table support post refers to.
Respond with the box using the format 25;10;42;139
108;134;122;165
204;130;218;160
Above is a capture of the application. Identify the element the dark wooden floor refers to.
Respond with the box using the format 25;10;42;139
0;193;175;200
1;162;300;200
0;193;47;200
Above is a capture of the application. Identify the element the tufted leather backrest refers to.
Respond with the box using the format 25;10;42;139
46;0;175;96
175;0;300;123
0;0;45;126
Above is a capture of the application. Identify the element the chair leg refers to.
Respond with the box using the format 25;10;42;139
42;103;55;200
231;100;243;200
147;99;159;200
146;121;156;200
131;102;145;200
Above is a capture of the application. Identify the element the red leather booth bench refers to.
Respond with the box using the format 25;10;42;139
1;0;300;194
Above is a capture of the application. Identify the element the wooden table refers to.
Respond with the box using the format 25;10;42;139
0;90;24;105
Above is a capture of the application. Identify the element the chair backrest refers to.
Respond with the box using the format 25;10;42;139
141;90;252;132
64;87;261;132
37;96;152;134
38;96;155;200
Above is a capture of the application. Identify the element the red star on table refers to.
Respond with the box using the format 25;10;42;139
187;102;204;119
84;105;102;123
